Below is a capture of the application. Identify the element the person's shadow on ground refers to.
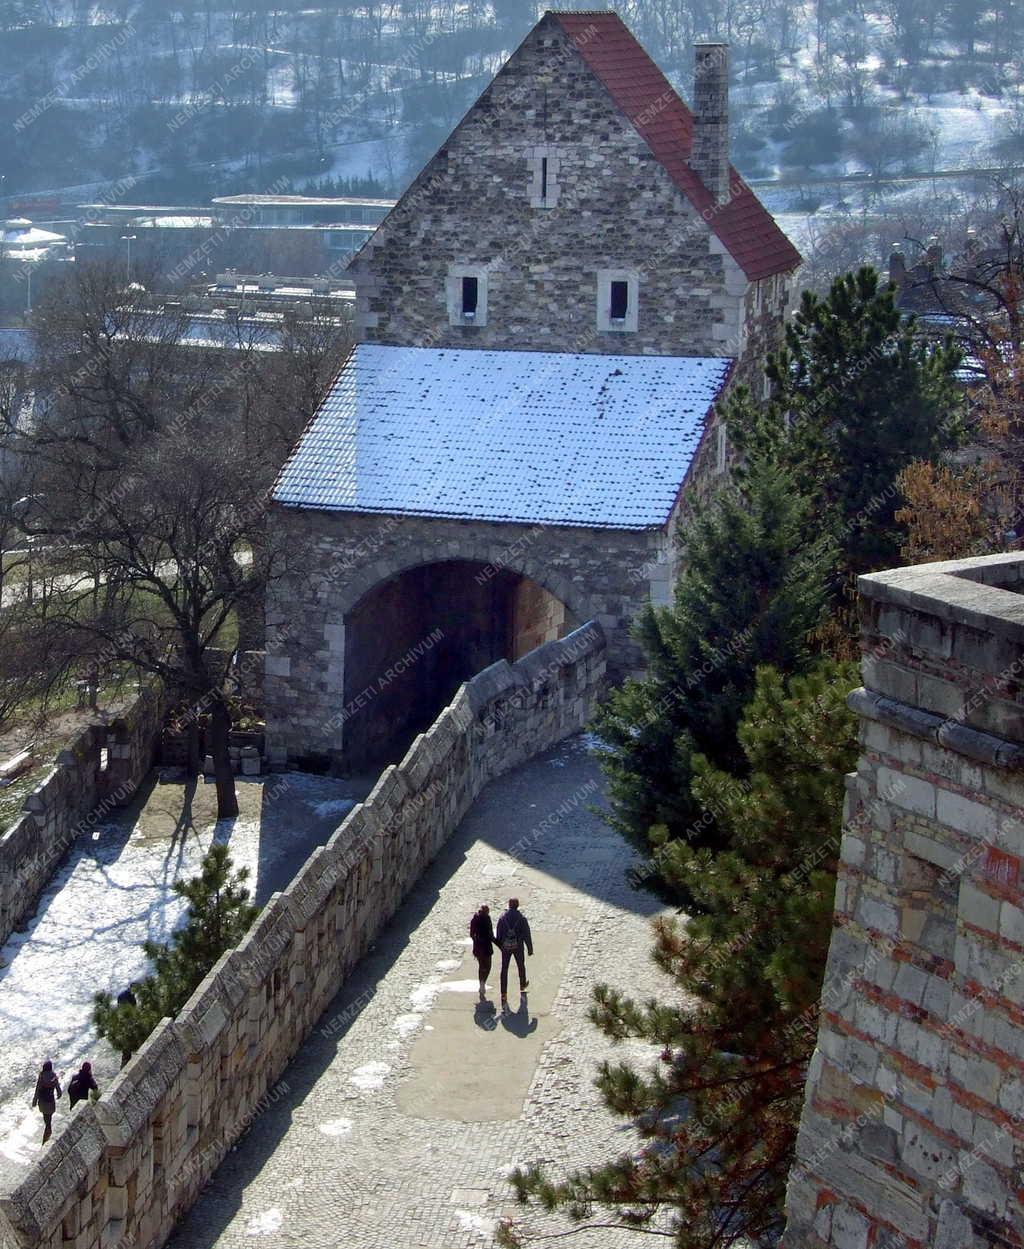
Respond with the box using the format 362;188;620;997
500;994;538;1038
474;1000;499;1031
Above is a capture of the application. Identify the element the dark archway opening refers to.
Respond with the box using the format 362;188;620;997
341;560;578;771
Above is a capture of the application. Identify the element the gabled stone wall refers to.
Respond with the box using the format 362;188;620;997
783;553;1024;1249
0;688;162;946
350;15;772;363
0;623;605;1249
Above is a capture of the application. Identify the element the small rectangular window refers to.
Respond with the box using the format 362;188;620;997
540;157;549;202
462;275;478;318
610;280;629;322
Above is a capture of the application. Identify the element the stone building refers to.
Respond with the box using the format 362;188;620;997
784;553;1024;1249
265;10;801;771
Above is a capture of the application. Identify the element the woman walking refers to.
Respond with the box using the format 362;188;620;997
68;1062;99;1109
31;1061;62;1143
469;904;499;1000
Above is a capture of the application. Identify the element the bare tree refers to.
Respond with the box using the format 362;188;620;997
13;261;345;815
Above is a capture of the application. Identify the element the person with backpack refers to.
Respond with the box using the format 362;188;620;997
495;897;533;1008
68;1062;99;1110
30;1061;61;1143
469;904;499;1000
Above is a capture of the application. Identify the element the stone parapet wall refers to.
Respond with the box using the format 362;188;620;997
784;554;1024;1249
0;622;606;1249
0;687;162;947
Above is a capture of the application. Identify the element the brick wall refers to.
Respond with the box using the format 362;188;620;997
0;688;162;947
783;553;1024;1249
0;622;606;1249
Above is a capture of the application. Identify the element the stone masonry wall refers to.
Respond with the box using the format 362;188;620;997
0;687;162;947
264;505;654;767
0;622;606;1249
350;14;756;362
783;553;1024;1249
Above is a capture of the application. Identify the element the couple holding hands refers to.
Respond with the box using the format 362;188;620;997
470;897;533;1009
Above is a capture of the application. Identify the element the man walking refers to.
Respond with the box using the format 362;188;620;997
469;904;499;1000
495;897;533;1008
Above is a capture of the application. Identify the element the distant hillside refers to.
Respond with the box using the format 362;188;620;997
0;0;1020;202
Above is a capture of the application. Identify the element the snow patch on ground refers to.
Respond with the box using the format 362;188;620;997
312;798;356;820
455;1210;498;1240
317;1118;354;1137
245;1208;283;1235
349;1061;390;1090
437;980;483;994
392;1013;423;1038
409;982;442;1010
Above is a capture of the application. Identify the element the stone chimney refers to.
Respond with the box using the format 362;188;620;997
888;243;905;285
926;235;942;271
692;42;730;206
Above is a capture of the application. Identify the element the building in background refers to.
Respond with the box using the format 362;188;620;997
264;10;802;773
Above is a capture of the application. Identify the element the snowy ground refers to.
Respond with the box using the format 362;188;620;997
0;768;370;1182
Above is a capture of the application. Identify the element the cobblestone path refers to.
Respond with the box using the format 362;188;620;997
167;734;673;1248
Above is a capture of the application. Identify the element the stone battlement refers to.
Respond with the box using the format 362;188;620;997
783;553;1024;1249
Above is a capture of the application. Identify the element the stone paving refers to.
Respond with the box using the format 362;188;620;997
166;733;674;1249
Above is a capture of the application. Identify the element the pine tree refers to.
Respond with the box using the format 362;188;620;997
501;662;859;1249
93;845;258;1059
726;266;964;578
594;449;836;903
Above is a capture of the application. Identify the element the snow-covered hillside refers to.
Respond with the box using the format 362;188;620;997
1;0;1020;203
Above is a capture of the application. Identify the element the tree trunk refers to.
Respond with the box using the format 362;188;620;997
186;719;202;778
209;693;239;819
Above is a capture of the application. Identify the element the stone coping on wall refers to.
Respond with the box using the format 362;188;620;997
858;553;1024;744
860;551;1024;641
0;621;606;1249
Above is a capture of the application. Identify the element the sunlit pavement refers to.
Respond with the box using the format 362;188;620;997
166;734;674;1249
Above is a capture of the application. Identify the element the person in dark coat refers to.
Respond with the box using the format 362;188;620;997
68;1062;99;1109
469;904;499;1000
495;897;533;1006
30;1061;61;1143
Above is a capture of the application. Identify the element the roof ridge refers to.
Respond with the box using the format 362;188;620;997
551;12;801;280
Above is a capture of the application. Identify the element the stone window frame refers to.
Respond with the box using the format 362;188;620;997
446;263;489;328
597;268;639;333
527;146;561;208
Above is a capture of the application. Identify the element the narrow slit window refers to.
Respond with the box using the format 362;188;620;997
462;276;478;318
540;157;549;202
610;280;629;321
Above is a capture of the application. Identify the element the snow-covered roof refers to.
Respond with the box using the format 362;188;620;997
1;225;65;245
133;215;215;228
272;344;732;529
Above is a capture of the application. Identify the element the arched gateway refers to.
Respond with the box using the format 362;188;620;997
262;345;739;772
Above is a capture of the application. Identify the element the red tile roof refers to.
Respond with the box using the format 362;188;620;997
551;11;802;282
